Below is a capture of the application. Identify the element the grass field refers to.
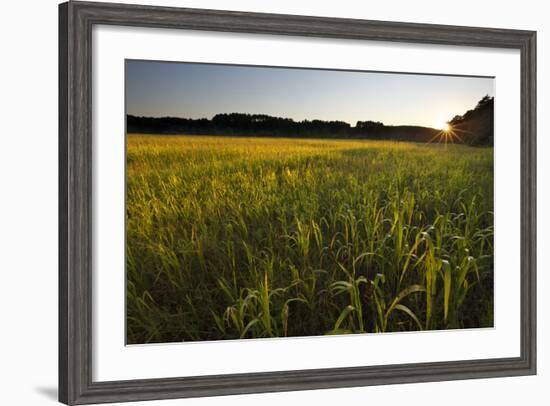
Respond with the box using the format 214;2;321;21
126;134;494;344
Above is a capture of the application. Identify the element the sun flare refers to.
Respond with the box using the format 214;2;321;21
435;122;450;132
427;121;470;147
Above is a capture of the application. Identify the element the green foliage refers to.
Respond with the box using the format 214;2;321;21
126;135;494;343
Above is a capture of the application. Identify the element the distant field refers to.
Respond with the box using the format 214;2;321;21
126;134;494;344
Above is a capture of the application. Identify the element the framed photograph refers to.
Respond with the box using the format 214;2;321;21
59;1;536;404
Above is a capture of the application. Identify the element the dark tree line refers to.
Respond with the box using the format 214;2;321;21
127;113;357;138
127;96;494;146
127;113;439;141
449;95;494;146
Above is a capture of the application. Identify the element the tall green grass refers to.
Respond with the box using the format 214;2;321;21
126;135;493;343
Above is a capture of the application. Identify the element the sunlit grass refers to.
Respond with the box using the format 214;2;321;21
126;134;494;343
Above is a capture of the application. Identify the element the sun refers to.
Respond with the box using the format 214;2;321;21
435;122;450;132
427;121;468;148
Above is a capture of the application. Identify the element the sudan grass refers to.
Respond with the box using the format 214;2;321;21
126;135;493;343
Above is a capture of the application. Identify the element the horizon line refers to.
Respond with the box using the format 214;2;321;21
126;112;453;130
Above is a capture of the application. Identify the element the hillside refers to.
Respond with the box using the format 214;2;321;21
449;95;494;146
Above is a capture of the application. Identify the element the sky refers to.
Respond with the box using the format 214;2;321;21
126;60;494;129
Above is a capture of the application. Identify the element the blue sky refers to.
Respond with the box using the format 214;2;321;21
126;60;494;129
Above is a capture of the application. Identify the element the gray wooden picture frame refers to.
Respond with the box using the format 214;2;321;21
59;1;537;404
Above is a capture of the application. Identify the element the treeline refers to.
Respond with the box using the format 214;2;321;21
127;96;494;145
127;114;439;142
449;95;494;146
